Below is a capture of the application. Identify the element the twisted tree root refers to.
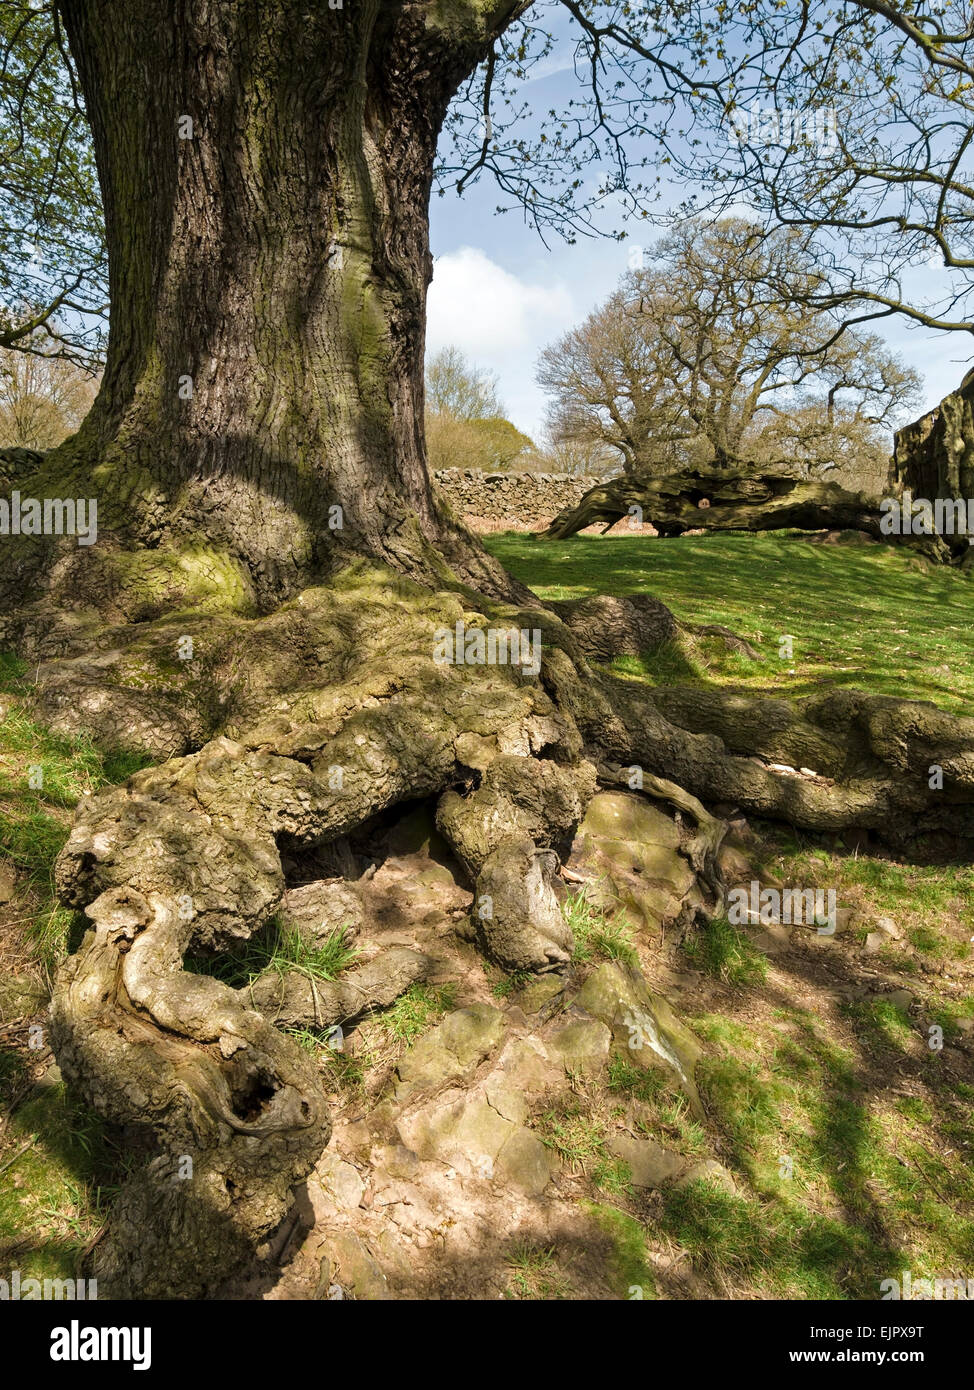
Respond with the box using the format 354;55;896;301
32;559;974;1296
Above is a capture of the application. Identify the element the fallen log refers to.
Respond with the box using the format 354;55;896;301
541;465;954;562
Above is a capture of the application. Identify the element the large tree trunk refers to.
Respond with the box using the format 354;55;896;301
892;371;974;564
16;0;522;614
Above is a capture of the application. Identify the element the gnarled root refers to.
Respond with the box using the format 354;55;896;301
48;578;595;1294
38;553;974;1297
550;592;763;665
51;886;330;1300
435;754;598;970
250;947;433;1029
538;645;974;848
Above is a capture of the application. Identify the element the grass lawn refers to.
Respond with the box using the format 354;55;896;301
484;529;974;713
0;656;151;1283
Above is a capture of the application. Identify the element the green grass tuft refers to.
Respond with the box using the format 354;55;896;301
563;885;638;966
682;914;769;985
503;1241;571;1300
586;1203;656;1300
186;917;359;990
375;982;457;1045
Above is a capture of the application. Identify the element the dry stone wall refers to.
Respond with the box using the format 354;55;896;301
433;468;605;529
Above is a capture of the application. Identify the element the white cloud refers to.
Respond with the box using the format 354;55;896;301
428;246;574;357
426;247;576;438
521;49;578;84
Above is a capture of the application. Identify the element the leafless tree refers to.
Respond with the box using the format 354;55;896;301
538;219;921;478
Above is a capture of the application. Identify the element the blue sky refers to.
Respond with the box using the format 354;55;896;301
426;37;970;444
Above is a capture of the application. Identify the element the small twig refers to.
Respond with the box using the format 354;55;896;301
75;1220;109;1276
0;1135;35;1176
911;1150;954;1206
0;1075;35;1138
896;1151;952;1206
269;1206;304;1266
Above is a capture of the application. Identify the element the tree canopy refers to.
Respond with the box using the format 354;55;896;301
538;218;921;484
0;1;104;363
6;1;974;370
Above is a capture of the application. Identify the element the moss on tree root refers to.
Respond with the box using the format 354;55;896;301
9;540;972;1297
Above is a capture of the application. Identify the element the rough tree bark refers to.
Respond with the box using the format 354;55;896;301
4;0;974;1299
1;0;525;633
892;371;974;564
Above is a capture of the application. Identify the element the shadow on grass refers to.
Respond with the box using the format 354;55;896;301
485;529;974;713
668;928;974;1299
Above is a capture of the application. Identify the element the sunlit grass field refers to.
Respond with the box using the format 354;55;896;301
485;529;974;713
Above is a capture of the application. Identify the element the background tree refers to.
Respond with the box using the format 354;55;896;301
425;345;534;471
427;408;536;471
538;219;921;486
0;2;105;362
426;345;503;421
748;402;898;493
524;430;621;477
0;338;98;448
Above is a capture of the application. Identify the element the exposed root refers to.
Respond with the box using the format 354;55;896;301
540;647;974;846
16;546;974;1296
596;762;728;899
549;593;763;666
435;754;598;970
45;567;589;1293
51;885;330;1300
250;946;433;1029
